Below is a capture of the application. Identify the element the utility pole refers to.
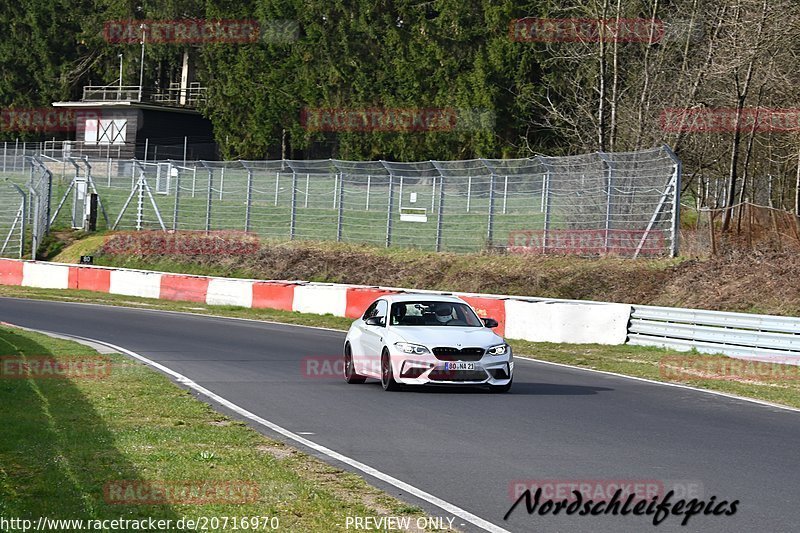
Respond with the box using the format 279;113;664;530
138;25;146;101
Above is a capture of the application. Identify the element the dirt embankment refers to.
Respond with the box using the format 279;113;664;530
65;232;800;317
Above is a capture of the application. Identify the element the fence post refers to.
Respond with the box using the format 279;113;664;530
20;191;26;259
502;175;508;214
136;173;144;231
26;161;34;227
290;171;297;239
243;163;253;232
366;175;371;210
333;173;339;210
219;166;225;200
43;166;52;235
31;191;39;259
398;175;403;211
467;175;472;212
598;152;614;253
663;144;682;257
337;173;345;241
540;173;546;212
386;173;394;247
431;175;436;211
172;163;181;231
436;175;445;251
2;142;6;173
274;171;280;206
534;156;552;253
487;173;496;247
14;139;18;173
304;173;310;208
201;161;213;231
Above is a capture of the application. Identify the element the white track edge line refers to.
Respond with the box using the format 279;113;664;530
31;328;512;533
515;356;800;414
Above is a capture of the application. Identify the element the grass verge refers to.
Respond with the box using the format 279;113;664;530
0;322;440;532
2;284;800;410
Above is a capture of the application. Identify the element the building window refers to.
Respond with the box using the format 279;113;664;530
85;118;127;145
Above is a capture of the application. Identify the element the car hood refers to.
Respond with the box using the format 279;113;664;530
392;326;503;348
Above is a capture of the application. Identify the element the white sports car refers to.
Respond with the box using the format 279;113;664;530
343;294;513;392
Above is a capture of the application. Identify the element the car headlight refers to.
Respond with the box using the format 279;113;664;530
394;342;430;355
487;343;510;356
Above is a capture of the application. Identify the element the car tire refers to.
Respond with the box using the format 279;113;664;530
381;349;401;391
489;378;512;393
344;343;366;384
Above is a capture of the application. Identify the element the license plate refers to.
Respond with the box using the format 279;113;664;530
444;362;475;371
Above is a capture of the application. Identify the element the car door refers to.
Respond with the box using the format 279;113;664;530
358;299;388;377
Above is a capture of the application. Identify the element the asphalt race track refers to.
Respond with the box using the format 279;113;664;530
2;297;799;533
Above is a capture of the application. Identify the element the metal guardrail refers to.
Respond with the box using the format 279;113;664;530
628;305;800;359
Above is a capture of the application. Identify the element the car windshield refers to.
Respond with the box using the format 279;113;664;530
389;301;484;327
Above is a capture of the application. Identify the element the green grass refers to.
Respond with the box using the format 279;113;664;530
0;324;438;532
50;233;112;263
2;285;799;410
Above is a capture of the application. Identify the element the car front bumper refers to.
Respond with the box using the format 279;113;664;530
393;355;514;387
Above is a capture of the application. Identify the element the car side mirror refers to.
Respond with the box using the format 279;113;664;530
483;318;499;328
365;316;385;327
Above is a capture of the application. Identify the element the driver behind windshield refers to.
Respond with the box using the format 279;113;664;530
433;303;454;324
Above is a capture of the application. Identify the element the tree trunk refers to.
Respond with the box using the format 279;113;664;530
795;142;800;229
633;0;660;150
597;0;610;151
608;0;622;152
722;0;767;231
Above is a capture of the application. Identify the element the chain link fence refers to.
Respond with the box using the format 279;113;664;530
0;156;52;259
1;146;680;257
0;179;25;258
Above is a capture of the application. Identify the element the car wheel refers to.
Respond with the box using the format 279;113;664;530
381;349;401;391
489;378;512;393
344;343;366;384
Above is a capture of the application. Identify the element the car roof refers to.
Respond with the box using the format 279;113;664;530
381;293;467;304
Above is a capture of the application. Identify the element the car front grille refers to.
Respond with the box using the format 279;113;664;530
428;369;488;382
431;347;484;361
